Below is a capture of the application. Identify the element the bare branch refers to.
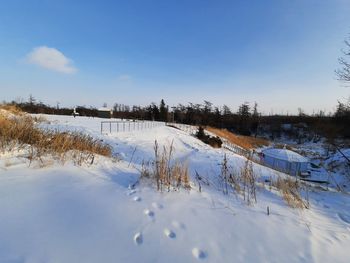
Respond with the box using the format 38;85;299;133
336;37;350;83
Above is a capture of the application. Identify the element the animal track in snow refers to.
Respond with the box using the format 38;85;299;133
134;232;143;245
172;220;186;230
164;228;176;239
127;189;136;196
192;248;206;259
133;196;141;202
152;202;163;209
144;209;155;218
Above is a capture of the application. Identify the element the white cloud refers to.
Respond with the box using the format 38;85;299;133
26;46;77;74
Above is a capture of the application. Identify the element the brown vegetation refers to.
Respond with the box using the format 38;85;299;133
220;153;307;208
196;126;222;148
220;154;257;205
141;140;191;191
0;104;25;116
272;177;307;209
0;107;111;165
206;126;269;149
240;157;257;205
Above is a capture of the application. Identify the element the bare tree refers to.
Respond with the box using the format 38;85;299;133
29;94;36;106
336;37;350;83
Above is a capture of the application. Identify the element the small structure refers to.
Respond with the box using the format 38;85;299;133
72;107;79;118
98;107;113;119
261;148;309;176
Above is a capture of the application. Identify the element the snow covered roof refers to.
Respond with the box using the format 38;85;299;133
262;148;308;163
98;107;112;112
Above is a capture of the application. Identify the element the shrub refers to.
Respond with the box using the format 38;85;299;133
196;126;222;148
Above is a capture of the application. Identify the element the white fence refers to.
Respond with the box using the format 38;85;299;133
103;120;252;158
167;123;199;135
101;120;166;134
168;122;252;157
222;140;251;157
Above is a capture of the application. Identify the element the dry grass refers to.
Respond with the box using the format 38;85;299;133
206;126;269;150
0;108;111;165
141;140;191;191
272;177;306;209
0;104;25;116
240;157;257;205
219;154;256;205
220;154;307;209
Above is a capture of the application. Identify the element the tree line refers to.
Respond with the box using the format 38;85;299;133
4;95;350;139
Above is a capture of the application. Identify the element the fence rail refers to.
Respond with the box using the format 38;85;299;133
222;141;251;157
103;120;252;159
166;122;199;135
168;122;251;157
101;120;166;134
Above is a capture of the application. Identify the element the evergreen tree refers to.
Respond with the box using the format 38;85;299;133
159;99;168;122
251;102;260;137
237;102;251;135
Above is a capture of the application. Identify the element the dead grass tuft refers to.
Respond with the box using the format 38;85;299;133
240;157;257;205
0;110;111;165
141;140;191;191
220;154;256;205
272;177;306;209
0;104;25;116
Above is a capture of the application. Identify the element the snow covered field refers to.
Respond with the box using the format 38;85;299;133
1;114;350;263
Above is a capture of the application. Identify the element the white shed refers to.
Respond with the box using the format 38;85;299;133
261;148;309;176
98;107;113;118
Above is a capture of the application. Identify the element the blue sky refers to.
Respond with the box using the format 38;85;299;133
1;0;350;114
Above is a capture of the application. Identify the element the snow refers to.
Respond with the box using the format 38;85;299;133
1;114;350;263
273;137;350;188
98;107;112;112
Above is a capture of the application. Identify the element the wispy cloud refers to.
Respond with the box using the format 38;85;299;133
25;46;77;74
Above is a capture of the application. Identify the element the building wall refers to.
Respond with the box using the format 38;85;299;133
263;156;308;176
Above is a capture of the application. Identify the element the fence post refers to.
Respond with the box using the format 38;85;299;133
109;122;111;133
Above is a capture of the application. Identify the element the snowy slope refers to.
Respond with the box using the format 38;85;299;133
0;114;350;263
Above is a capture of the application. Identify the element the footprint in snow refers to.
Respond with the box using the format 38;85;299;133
127;189;136;196
152;202;163;209
172;220;186;230
134;232;143;245
144;209;155;218
133;196;141;202
164;228;176;239
192;248;206;260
